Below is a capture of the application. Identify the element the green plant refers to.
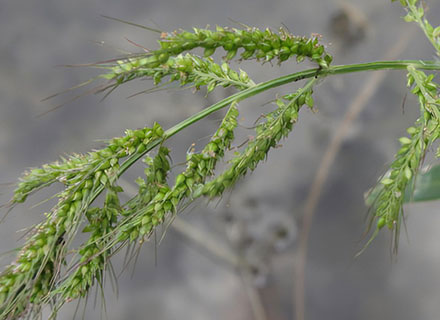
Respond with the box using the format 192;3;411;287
2;0;440;318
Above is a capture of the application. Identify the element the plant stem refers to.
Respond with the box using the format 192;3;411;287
327;60;440;74
165;60;440;144
89;59;440;204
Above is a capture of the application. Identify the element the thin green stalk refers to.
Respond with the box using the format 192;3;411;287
327;60;440;74
84;59;440;206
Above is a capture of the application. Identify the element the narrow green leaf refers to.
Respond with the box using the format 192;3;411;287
404;164;440;202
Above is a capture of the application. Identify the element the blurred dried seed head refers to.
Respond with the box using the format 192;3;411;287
330;1;368;46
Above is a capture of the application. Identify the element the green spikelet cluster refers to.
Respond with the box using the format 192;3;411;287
103;53;255;93
54;186;122;301
114;102;239;244
12;123;165;205
126;146;172;222
103;26;332;76
6;9;440;317
0;221;57;317
365;66;440;252
203;79;315;197
116;146;173;243
45;104;239;312
91;26;331;98
156;26;332;66
46;147;172;309
1;123;166;319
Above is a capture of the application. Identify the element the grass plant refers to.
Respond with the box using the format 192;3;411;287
2;0;440;318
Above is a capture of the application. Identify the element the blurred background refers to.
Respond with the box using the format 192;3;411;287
1;0;440;319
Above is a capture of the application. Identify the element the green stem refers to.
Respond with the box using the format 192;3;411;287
90;59;440;203
327;60;440;74
163;60;440;139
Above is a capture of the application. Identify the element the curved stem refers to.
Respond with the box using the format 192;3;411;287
166;60;440;141
89;59;440;204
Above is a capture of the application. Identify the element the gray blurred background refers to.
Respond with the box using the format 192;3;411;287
1;0;440;319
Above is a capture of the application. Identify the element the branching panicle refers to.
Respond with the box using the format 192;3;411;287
92;26;331;98
113;102;239;245
1;124;166;319
32;104;239;315
4;12;440;319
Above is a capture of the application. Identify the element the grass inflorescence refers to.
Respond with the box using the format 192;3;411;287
88;25;331;99
2;1;440;317
101;53;256;95
360;0;440;253
362;65;440;254
1;123;167;318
